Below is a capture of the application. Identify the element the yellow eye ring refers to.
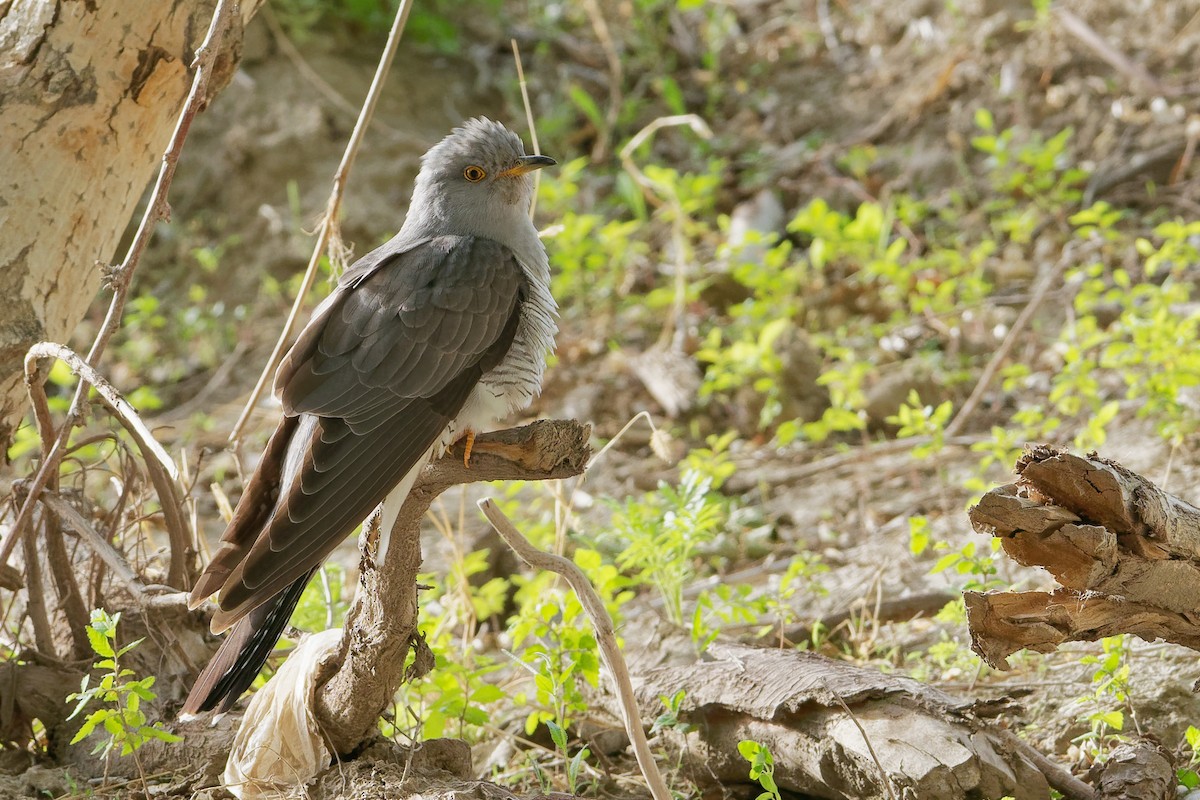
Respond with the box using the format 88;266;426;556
463;165;487;182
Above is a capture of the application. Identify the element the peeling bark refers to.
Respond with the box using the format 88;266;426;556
967;445;1200;668
0;0;260;443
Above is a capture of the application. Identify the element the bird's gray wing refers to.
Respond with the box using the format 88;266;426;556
201;235;525;630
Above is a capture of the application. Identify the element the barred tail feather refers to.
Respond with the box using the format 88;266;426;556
182;567;316;715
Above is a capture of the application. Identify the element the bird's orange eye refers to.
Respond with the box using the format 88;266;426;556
463;165;486;182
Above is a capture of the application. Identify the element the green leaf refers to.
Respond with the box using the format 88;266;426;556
930;552;962;574
738;739;761;761
568;85;605;132
467;683;502;704
130;683;156;702
71;711;107;744
116;637;146;657
144;727;183;744
1186;725;1200;750
546;720;568;751
86;626;114;658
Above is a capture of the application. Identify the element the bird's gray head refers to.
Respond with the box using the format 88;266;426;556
400;118;555;245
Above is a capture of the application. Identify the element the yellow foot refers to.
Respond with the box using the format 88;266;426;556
462;429;476;468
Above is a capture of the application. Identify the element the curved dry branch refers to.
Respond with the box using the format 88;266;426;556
22;342;193;588
478;498;673;800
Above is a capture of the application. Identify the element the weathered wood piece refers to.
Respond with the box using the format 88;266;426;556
630;642;1065;800
967;445;1200;668
1094;739;1175;800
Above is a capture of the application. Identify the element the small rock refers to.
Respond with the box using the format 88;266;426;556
21;765;72;798
864;361;947;431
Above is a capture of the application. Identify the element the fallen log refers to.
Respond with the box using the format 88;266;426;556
625;641;1089;800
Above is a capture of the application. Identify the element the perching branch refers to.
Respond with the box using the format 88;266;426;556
311;420;593;754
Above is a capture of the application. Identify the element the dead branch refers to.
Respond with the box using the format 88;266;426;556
944;244;1074;438
478;498;673;800
967;444;1200;669
311;420;592;755
21;511;55;659
23;342;193;588
43;509;89;659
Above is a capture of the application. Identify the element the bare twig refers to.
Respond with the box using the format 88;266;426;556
618;115;713;352
943;244;1074;438
1053;7;1169;96
995;729;1096;800
23;343;192;587
261;5;402;135
579;0;623;161
724;433;984;493
21;513;56;658
43;509;89;657
823;682;898;800
510;40;542;220
0;0;239;573
230;0;415;443
478;498;672;800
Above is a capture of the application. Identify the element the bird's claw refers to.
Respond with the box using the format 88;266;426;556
463;429;475;468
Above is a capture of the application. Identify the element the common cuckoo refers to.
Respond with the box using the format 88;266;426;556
183;118;557;714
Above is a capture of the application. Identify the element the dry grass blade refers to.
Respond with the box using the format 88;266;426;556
35;492;147;598
230;0;416;443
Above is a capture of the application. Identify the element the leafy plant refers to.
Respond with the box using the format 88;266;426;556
652;688;693;735
738;739;783;800
546;719;591;794
610;437;734;625
1071;635;1135;764
66;609;181;788
1178;725;1200;789
510;584;601;737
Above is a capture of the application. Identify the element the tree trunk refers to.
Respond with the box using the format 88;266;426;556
0;0;260;444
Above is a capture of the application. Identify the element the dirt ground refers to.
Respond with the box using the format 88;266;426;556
6;0;1200;796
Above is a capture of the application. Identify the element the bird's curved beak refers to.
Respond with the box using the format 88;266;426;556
497;154;557;178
